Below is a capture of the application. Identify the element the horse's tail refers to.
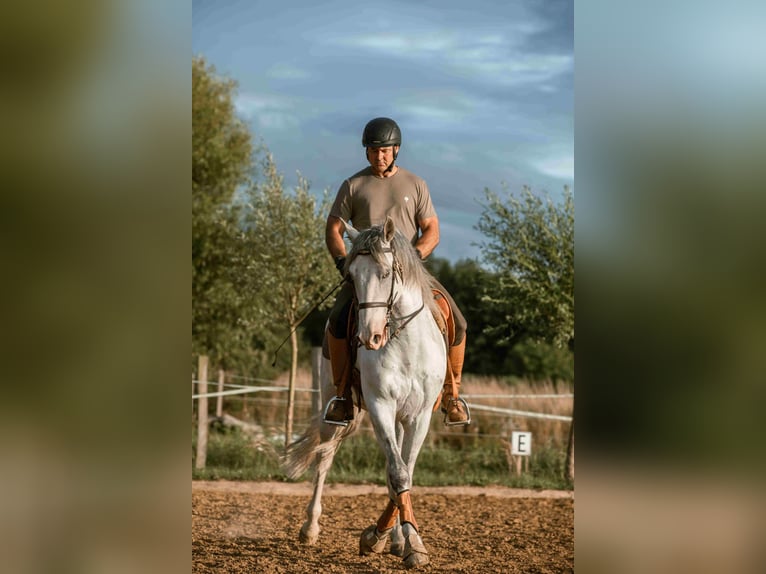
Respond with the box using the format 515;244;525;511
281;413;361;480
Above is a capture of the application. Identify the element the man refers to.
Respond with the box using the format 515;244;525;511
323;117;469;426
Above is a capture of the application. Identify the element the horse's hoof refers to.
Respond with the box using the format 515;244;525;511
299;524;319;545
404;550;429;569
403;532;429;569
359;525;390;555
390;542;405;557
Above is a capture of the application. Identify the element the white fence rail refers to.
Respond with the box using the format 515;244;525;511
467;403;572;422
191;381;573;421
191;352;575;478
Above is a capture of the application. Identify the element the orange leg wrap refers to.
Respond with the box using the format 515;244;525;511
396;491;418;532
376;499;399;532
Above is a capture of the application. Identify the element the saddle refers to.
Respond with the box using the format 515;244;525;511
322;289;455;416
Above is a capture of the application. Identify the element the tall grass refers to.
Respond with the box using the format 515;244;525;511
192;370;573;489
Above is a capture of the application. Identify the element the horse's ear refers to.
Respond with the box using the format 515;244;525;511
342;219;359;241
384;216;395;243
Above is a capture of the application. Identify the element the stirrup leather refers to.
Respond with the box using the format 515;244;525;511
323;397;350;427
443;397;471;427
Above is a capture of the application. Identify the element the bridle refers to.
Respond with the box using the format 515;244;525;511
351;246;424;341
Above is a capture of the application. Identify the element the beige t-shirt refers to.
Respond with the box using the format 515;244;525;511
329;166;437;244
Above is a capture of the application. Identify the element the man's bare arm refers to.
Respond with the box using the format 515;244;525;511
414;215;440;259
325;215;347;259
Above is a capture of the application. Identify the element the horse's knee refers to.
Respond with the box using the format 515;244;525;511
388;468;410;495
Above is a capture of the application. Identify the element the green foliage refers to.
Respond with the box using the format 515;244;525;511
322;433;387;483
235;155;337;349
426;257;574;380
505;339;574;383
192;57;253;207
425;257;509;375
476;185;574;349
192;428;283;481
192;57;257;366
192;429;569;489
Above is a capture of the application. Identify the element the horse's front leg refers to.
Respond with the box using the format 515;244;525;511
397;493;429;568
389;420;406;557
390;517;405;557
360;429;406;557
393;412;438;568
361;489;428;567
362;406;429;568
359;498;398;555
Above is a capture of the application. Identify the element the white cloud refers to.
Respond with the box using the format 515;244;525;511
394;91;502;132
324;21;571;89
455;54;573;87
533;155;574;181
409;141;465;165
340;32;454;55
235;93;280;117
235;93;300;130
267;63;311;80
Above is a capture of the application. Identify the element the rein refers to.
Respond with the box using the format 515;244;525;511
388;301;425;340
352;246;424;341
270;276;346;366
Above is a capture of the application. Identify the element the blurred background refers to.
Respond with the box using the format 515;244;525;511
576;1;766;573
1;1;189;573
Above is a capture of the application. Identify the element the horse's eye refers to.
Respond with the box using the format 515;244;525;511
381;269;391;279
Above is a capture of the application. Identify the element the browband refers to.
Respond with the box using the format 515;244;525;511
356;247;393;255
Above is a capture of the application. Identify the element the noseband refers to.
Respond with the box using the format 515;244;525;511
352;246;424;341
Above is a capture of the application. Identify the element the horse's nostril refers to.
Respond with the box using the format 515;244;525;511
372;334;381;346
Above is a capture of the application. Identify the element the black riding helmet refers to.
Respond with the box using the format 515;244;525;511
362;117;401;147
362;118;401;173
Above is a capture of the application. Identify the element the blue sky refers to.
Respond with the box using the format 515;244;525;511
193;0;573;262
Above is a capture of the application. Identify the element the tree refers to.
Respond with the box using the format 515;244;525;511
476;185;574;349
238;154;338;446
192;56;254;366
425;257;508;375
192;56;253;207
476;184;574;481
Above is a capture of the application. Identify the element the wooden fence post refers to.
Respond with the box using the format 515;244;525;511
216;369;225;418
565;416;574;481
195;355;209;470
311;347;322;415
510;455;530;475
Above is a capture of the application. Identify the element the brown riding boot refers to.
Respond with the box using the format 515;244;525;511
323;332;353;425
441;337;470;425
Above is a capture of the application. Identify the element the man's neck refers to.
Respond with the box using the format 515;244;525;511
372;165;398;178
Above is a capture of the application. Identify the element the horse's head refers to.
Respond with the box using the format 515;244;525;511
343;216;437;351
345;217;397;350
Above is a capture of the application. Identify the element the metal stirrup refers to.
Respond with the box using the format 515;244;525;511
443;397;471;427
323;397;350;427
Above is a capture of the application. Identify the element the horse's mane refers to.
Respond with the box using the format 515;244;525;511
347;225;440;317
